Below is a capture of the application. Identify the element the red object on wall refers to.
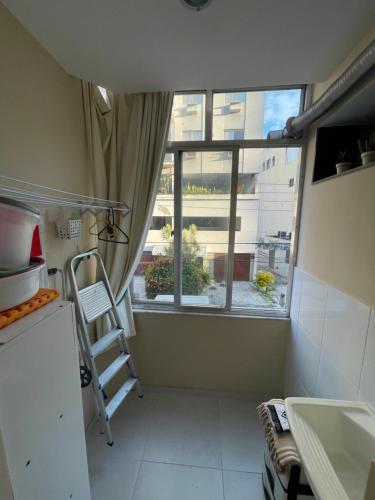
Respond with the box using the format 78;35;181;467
31;226;42;257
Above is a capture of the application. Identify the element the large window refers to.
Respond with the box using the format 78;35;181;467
132;87;304;315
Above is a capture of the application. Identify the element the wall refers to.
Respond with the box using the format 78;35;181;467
297;26;375;307
0;3;92;269
131;311;288;396
284;27;375;401
0;4;95;425
285;267;375;409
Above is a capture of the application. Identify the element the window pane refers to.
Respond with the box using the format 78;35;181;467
212;89;301;140
232;147;300;311
132;155;175;303
181;151;232;307
169;93;205;142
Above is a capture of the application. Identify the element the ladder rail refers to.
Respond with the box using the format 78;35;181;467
94;252;143;397
68;249;143;445
68;254;114;445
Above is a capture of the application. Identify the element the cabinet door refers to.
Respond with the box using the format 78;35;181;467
0;304;91;500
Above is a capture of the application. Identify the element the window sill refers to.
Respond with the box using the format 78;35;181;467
132;303;290;321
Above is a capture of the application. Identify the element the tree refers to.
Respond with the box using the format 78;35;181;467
144;224;211;299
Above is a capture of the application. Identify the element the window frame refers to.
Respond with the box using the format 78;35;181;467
131;85;307;318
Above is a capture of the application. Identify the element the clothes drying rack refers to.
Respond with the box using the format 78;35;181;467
0;175;130;215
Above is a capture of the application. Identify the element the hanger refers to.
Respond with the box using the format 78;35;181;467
94;208;129;245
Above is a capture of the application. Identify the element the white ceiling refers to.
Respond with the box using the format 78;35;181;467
3;0;375;92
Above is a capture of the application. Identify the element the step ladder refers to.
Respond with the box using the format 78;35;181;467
68;249;143;446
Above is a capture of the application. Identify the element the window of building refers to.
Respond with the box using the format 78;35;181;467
213;88;302;140
132;87;304;316
182;130;203;141
224;129;245;140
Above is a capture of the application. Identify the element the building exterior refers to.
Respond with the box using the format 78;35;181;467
134;91;299;305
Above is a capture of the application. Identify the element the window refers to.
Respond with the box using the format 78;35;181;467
132;87;304;315
213;89;302;140
182;217;241;231
169;93;205;142
151;216;173;230
224;129;245;140
182;130;203;141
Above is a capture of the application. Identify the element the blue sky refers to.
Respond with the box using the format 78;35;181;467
263;89;301;138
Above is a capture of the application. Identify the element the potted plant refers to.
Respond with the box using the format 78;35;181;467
335;150;352;175
358;132;375;167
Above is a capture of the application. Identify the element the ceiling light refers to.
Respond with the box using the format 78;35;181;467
181;0;212;11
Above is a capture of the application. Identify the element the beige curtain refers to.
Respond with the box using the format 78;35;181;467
82;82;173;336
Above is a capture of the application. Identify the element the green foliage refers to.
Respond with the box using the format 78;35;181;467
144;224;211;299
254;271;275;292
183;183;224;195
159;175;173;194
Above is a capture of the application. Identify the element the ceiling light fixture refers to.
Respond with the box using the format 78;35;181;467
180;0;212;12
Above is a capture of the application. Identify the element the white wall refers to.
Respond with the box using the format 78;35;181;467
285;267;374;409
296;26;375;307
284;27;375;402
0;4;95;426
131;311;288;396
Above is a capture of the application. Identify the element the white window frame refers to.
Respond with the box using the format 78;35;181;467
132;85;307;318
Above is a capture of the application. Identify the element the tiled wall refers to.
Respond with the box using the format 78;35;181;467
284;267;375;408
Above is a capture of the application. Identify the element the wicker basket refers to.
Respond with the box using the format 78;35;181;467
56;218;81;239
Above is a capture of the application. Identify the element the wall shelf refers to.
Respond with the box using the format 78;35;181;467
312;161;375;185
312;124;375;183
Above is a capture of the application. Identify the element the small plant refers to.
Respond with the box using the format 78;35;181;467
336;149;353;174
358;132;375;167
254;271;275;292
336;149;352;162
358;131;375;153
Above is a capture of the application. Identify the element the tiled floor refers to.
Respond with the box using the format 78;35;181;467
86;389;266;500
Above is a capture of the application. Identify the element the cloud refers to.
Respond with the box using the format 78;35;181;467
263;89;301;137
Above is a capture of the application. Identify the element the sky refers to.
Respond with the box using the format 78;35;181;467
263;89;301;138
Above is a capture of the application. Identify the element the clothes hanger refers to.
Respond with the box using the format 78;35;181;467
97;208;129;245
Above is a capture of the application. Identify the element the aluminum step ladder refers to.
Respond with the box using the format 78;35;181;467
68;249;143;446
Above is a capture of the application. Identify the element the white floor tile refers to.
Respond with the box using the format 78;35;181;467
89;457;140;500
87;389;267;499
86;392;154;462
132;461;224;500
223;470;264;500
142;392;222;468
219;398;264;473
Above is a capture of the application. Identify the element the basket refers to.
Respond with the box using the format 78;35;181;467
56;218;81;239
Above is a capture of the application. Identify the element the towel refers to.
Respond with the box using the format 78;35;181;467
257;398;301;473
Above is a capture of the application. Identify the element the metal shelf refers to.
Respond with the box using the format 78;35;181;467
0;175;130;215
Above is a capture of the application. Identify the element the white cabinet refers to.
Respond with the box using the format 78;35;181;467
0;302;91;500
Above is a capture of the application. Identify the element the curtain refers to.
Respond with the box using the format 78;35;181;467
82;82;173;337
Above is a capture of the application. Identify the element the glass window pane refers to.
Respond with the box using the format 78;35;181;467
168;93;205;142
132;155;175;303
181;151;233;307
232;147;301;312
212;89;302;140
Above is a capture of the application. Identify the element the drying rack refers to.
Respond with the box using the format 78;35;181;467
0;175;130;215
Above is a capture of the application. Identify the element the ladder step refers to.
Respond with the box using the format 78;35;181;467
91;328;123;358
98;352;131;389
78;281;113;323
105;377;138;421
